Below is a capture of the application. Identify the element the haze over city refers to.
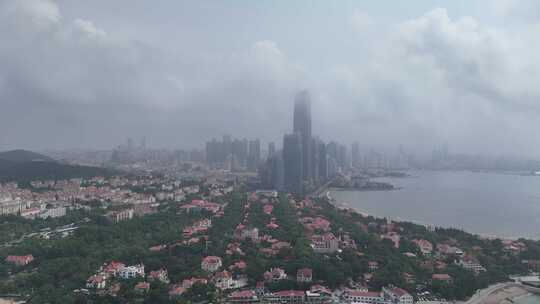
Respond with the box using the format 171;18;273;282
2;0;540;158
5;1;540;304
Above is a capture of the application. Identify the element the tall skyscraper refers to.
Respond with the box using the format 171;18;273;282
268;142;276;158
293;90;313;182
352;142;360;169
247;139;261;171
318;141;328;180
283;133;303;194
337;144;349;171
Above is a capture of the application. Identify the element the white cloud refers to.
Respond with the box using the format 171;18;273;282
74;19;107;38
2;1;540;156
313;7;540;155
350;10;373;33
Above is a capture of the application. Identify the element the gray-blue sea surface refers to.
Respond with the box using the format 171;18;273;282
330;170;540;239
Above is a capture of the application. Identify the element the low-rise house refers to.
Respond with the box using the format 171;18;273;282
86;274;107;289
229;260;247;271
148;269;170;284
134;282;150;293
311;233;340;253
105;208;134;223
381;232;401;248
228;290;259;303
271;241;291;251
456;256;486;274
435;261;447;271
432;273;453;283
182;277;208;289
264;267;287;282
342;290;383;304
103;261;125;276
382;286;413;304
213;270;233;290
149;244;167;252
296;268;313;283
169;285;186;298
412;239;433;255
118;264;145;279
201;256;222;272
266;290;305;303
236;227;259;242
307;285;333;303
368;261;379;271
301;217;332;232
437;244;464;256
108;282;121;297
263;204;274;215
38;206;67;219
20;207;41;219
5;254;34;266
523;260;540;272
266;221;280;229
339;234;357;249
403;273;415;284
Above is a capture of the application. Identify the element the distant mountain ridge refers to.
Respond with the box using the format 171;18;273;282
0;149;55;163
0;149;114;182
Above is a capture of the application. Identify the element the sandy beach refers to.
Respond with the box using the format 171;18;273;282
461;283;534;304
485;285;529;304
0;300;24;304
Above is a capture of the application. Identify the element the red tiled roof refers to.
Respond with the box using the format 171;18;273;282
229;290;256;298
390;287;409;297
347;291;381;297
432;273;452;280
297;268;313;276
274;290;305;297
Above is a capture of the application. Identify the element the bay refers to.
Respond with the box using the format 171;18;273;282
330;170;540;239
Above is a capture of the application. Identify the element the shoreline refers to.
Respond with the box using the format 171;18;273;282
325;191;540;303
459;283;540;304
325;190;534;241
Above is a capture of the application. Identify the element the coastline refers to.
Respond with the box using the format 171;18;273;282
457;283;540;304
326;188;536;241
324;191;540;303
326;190;434;227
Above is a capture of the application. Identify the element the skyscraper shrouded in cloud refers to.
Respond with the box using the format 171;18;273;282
264;90;331;193
293;90;313;182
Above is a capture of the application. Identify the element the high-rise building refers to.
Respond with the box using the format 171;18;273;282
352;142;360;169
233;138;248;167
268;142;276;158
206;136;254;170
272;151;284;190
247;139;261;171
337;144;349;171
283;133;303;194
293;90;313;182
314;138;327;181
127;138;134;151
141;137;147;150
260;150;284;190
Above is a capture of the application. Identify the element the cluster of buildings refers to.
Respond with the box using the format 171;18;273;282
1;188;67;220
257;91;414;194
0;173;230;223
224;285;413;304
85;262;179;296
5;254;34;266
206;135;262;171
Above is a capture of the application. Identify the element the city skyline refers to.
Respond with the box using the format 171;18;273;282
3;0;540;158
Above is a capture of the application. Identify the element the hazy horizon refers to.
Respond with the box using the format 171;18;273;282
2;0;540;157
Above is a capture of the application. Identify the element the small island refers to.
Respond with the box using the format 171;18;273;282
329;175;396;191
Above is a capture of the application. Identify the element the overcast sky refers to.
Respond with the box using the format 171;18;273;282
1;0;540;157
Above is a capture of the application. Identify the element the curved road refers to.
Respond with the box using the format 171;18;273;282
462;282;525;304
